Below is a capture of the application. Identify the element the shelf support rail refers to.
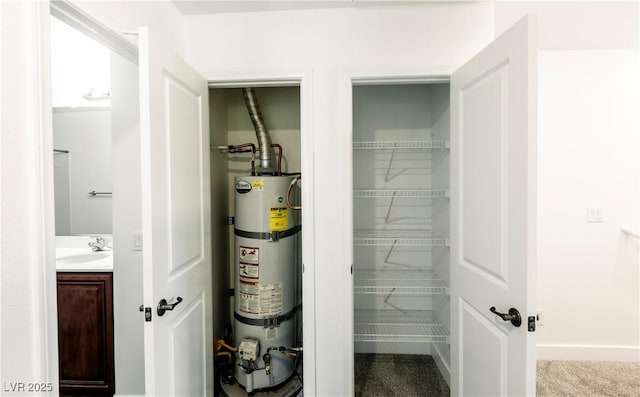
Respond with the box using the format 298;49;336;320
384;147;410;183
382;288;409;314
382;240;416;269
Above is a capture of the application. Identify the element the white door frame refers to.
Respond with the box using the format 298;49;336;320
2;0;59;394
208;72;317;395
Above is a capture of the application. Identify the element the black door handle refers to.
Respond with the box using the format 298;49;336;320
157;297;183;316
490;306;522;327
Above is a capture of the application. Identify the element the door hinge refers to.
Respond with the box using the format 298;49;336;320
139;305;152;322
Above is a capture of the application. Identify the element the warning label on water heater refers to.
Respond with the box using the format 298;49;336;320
270;207;288;232
239;292;260;314
239;277;260;314
238;246;261;314
238;281;259;295
239;246;259;264
239;263;259;279
251;180;264;191
238;282;282;316
259;283;283;316
239;246;259;284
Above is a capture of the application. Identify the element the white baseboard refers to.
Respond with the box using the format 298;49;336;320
537;344;640;362
432;342;450;387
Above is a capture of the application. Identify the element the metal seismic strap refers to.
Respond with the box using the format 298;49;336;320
234;224;302;242
234;304;302;328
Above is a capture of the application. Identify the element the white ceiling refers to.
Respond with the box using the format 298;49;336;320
171;1;434;15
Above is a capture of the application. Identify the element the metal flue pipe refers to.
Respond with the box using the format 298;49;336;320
242;88;274;174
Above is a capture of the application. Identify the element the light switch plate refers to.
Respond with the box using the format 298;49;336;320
587;208;603;223
133;232;143;251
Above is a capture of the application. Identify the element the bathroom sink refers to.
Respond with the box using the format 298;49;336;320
56;236;113;271
56;250;111;265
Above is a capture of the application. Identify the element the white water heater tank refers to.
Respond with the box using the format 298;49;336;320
233;175;300;392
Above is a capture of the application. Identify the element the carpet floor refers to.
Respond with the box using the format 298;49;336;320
354;353;450;397
354;355;640;397
536;360;640;397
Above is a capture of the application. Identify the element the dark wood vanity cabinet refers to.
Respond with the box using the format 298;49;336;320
57;273;115;396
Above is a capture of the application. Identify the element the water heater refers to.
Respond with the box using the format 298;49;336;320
233;175;301;393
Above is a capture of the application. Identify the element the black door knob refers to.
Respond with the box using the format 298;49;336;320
157;297;183;316
490;306;522;327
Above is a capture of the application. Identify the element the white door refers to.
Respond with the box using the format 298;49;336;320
138;27;213;396
451;15;537;396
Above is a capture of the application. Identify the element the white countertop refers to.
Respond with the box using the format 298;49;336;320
56;235;113;272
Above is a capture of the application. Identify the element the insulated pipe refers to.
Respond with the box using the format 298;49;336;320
242;88;274;174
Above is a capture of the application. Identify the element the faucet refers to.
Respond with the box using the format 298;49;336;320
88;236;110;252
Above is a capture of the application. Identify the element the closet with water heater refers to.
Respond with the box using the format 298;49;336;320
206;79;453;395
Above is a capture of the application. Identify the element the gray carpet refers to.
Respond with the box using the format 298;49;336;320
354;353;450;397
537;360;640;397
355;356;640;397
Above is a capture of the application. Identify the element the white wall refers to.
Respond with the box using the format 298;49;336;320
536;49;640;361
494;1;639;51
1;1;59;395
50;16;111;108
184;4;493;395
494;1;640;362
52;108;112;235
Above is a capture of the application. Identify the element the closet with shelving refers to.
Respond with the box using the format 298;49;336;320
352;82;451;386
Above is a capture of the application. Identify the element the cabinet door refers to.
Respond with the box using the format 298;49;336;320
451;15;537;396
138;26;213;396
57;273;114;396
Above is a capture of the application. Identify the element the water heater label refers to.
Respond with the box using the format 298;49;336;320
238;292;259;314
251;180;264;191
239;246;259;264
235;180;252;194
259;283;283;316
239;263;259;280
239;281;259;295
265;327;278;341
270;207;288;232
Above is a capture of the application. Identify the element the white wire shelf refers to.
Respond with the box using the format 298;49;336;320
353;140;450;150
354;310;449;344
354;270;448;295
354;229;449;247
353;189;449;198
355;309;441;323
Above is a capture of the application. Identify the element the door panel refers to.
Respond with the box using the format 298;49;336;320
461;65;508;284
166;75;205;274
460;298;508;396
171;294;206;396
451;15;537;396
139;26;213;396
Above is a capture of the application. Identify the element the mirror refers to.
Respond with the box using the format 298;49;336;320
51;16;112;235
